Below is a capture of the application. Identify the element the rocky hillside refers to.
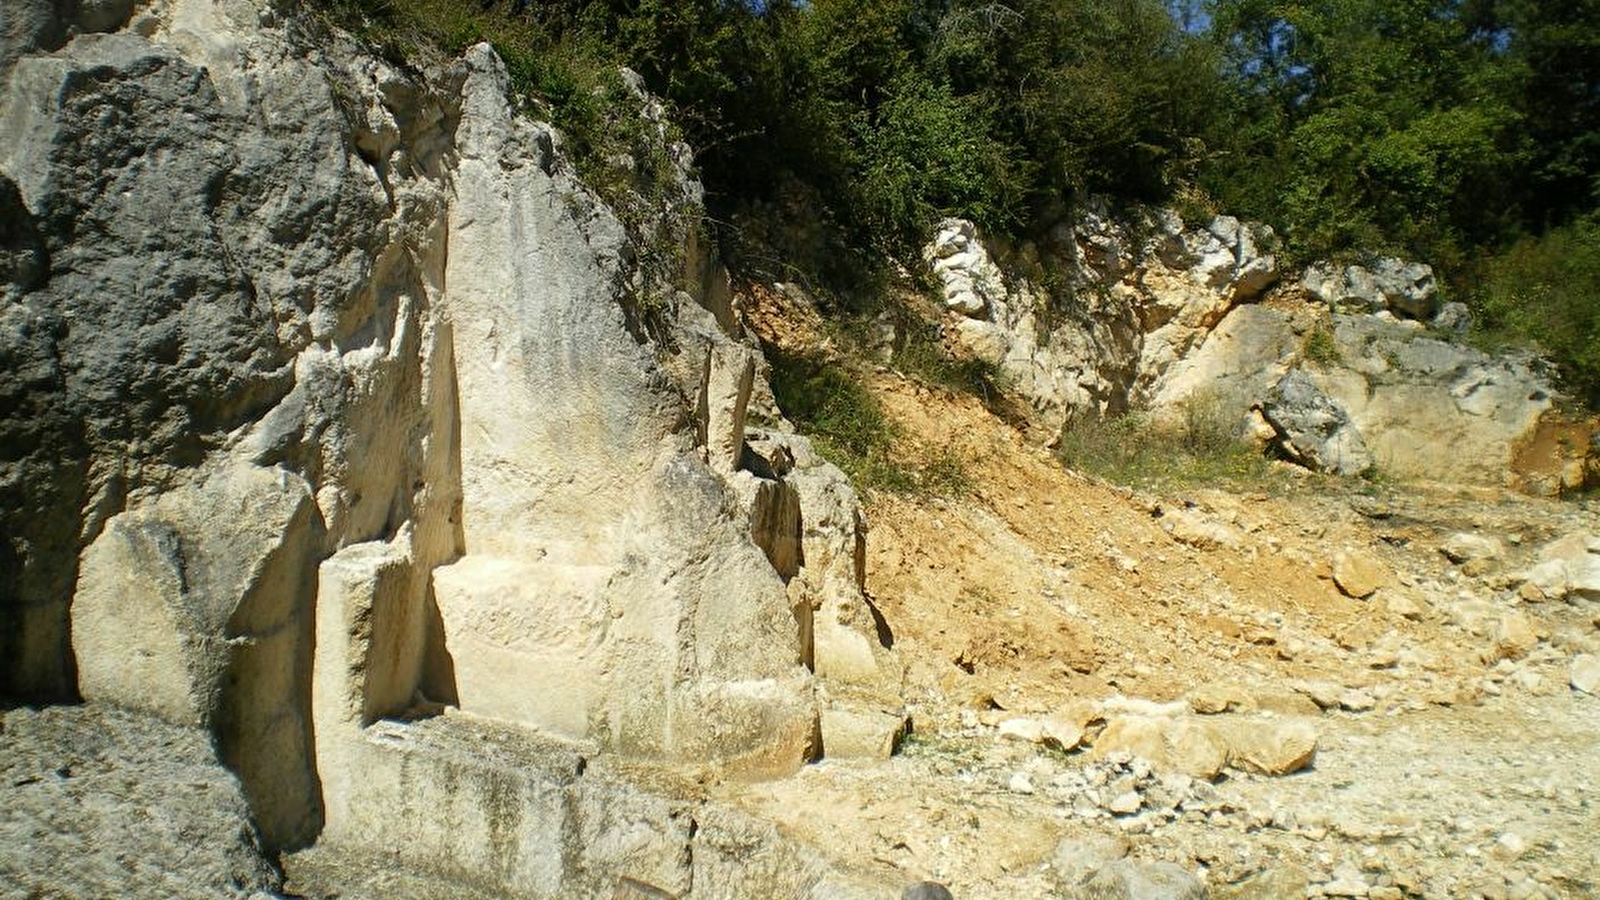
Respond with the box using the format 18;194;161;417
1;2;1598;900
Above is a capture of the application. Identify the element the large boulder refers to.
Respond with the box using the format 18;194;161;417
1261;369;1374;475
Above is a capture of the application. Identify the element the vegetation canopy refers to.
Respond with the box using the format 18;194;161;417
319;0;1600;405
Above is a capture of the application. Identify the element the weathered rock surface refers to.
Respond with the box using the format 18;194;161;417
1261;370;1374;475
920;213;1591;492
929;206;1278;437
0;703;280;899
0;1;906;893
1301;257;1438;319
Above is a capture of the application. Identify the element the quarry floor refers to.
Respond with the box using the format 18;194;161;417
721;369;1600;899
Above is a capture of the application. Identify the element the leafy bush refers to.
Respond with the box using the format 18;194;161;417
1474;217;1600;407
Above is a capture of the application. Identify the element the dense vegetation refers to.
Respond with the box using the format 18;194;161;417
321;0;1600;403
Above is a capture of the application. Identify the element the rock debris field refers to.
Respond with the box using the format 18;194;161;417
725;368;1600;899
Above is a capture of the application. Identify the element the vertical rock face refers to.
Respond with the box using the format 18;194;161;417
1;0;832;869
931;205;1281;436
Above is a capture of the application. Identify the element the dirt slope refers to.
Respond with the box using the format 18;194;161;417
732;291;1600;899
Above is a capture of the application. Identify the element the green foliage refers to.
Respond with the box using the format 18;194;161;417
1056;396;1280;489
314;0;1600;421
853;72;1026;246
1300;324;1342;366
1202;0;1529;263
1474;216;1600;407
767;351;971;497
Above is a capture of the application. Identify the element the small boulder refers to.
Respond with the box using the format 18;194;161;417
1483;611;1544;664
1532;532;1600;601
1261;370;1374;476
1052;834;1133;887
1093;715;1228;780
1572;654;1600;695
1212;866;1311;900
1069;860;1207;900
1214;718;1319;775
1159;508;1243;551
1432;301;1472;335
1441;533;1504;568
1041;714;1088;751
1290;680;1344;711
1332;548;1391;599
821;708;909;759
1187;682;1255;715
1382;591;1428;621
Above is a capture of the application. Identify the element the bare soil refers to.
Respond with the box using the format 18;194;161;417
726;298;1600;899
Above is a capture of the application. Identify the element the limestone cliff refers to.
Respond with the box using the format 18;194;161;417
925;210;1597;492
0;0;896;889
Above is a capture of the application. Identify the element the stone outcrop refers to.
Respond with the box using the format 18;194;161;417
1301;257;1439;320
0;0;897;891
930;204;1280;437
921;213;1594;491
0;703;282;899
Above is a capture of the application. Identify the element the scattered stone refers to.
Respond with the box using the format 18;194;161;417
1108;791;1143;815
1009;772;1036;795
1332;549;1391;599
1442;533;1504;569
1320;863;1371;897
1571;654;1600;695
1382;592;1428;621
1493;832;1529;861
